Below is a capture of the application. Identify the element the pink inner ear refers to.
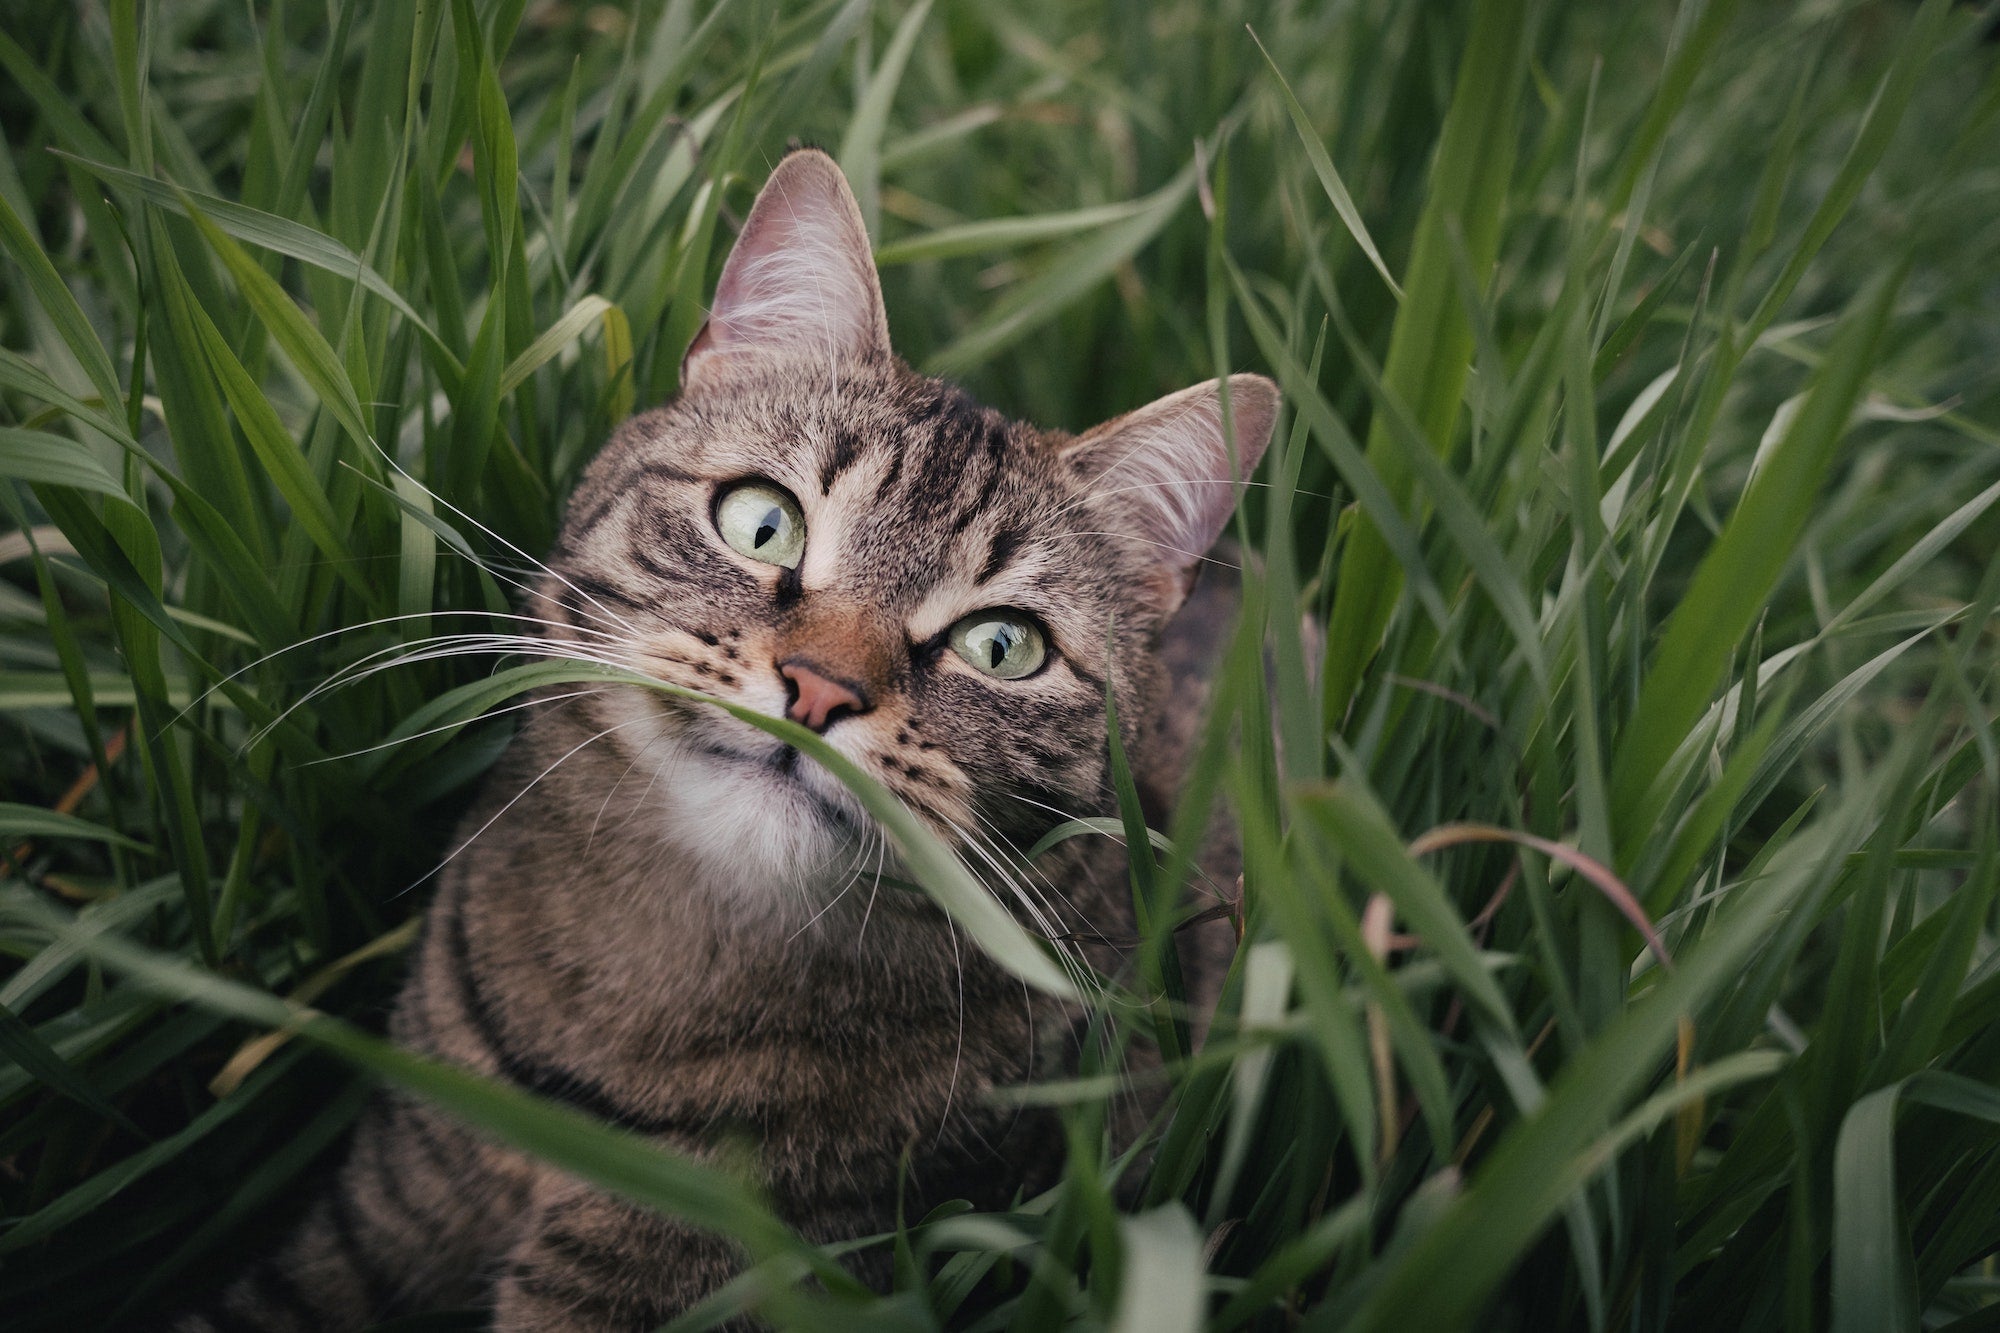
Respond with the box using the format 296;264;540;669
1070;376;1279;574
683;151;890;382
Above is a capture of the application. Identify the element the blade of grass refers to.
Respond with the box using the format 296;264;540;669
1344;807;1866;1332
179;199;379;463
1833;1073;2000;1333
1248;28;1399;299
55;152;460;376
1610;264;1905;854
1109;1204;1203;1333
837;0;934;240
0;999;149;1138
0;428;127;498
1318;0;1532;726
874;199;1149;266
927;154;1200;376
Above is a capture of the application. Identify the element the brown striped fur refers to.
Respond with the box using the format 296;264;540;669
177;149;1273;1332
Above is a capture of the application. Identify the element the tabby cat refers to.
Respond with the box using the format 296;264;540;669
177;148;1275;1331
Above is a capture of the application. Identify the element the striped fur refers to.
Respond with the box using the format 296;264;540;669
176;149;1273;1331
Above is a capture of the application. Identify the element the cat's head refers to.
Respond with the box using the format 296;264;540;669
539;149;1275;907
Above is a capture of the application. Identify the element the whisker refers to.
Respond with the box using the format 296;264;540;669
961;811;1146;1012
947;817;1099;1003
392;711;657;900
586;719;677;858
341;453;646;642
249;634;640;751
1002;789;1231;904
964;817;1080;936
857;836;889;941
1047;476;1329;524
298;686;611;767
970;808;1096;928
789;823;869;905
251;633;591;744
969;824;1141;1010
242;635;535;749
788;833;875;943
938;914;965;1142
173;609;616;732
1064;531;1244;572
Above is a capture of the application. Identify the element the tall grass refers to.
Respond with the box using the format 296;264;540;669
2;0;1998;1328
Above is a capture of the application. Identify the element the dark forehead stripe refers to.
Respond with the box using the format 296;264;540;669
904;422;956;507
960;461;1005;529
914;379;988;434
901;383;996;502
872;442;906;499
978;524;1026;585
818;427;863;495
567;458;700;544
953;420;1014;530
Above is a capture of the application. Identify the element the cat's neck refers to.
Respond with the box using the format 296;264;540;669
447;711;968;1035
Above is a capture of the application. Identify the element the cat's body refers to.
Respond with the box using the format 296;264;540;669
178;150;1273;1332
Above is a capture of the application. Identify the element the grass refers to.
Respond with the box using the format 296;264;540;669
1;0;1998;1328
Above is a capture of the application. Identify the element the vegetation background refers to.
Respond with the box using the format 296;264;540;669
1;0;1997;1328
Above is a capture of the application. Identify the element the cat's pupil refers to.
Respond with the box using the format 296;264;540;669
754;510;781;548
987;627;1011;668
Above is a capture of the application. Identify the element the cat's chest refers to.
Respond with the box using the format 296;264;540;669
415;867;1051;1146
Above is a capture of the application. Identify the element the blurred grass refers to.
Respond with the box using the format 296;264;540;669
1;0;1998;1329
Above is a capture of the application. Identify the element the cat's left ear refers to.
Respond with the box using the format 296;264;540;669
1064;375;1279;609
681;149;890;389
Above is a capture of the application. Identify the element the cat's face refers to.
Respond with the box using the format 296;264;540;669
536;150;1274;908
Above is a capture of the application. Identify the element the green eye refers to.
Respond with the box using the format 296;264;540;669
949;612;1047;680
715;482;805;569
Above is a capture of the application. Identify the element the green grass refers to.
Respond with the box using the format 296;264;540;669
2;0;1998;1328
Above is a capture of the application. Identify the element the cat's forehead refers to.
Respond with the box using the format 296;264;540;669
689;368;1037;500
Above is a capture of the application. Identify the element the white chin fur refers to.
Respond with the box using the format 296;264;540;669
597;691;869;907
662;748;862;898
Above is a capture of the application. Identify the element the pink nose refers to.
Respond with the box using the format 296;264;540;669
779;660;868;732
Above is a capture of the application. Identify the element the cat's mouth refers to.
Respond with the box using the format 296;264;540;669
685;735;862;834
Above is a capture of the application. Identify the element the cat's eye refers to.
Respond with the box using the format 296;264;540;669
714;482;806;569
948;612;1047;680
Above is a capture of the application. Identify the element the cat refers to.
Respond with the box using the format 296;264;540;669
175;147;1275;1332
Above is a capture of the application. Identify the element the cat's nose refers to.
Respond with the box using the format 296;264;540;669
778;659;869;732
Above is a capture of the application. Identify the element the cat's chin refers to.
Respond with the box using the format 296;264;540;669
646;733;873;906
584;696;860;904
585;691;876;910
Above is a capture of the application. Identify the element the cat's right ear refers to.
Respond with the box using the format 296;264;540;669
680;149;891;390
1063;374;1279;611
